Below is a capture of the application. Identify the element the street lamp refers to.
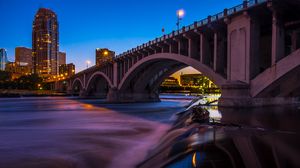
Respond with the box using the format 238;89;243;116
176;9;185;30
86;60;91;68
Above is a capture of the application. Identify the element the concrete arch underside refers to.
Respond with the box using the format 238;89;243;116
71;78;84;95
119;53;226;90
115;53;226;102
85;72;113;98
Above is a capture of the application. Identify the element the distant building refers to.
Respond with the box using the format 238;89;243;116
32;8;59;76
58;51;66;66
180;73;220;93
161;77;180;87
15;47;32;70
96;48;115;66
5;62;31;79
59;63;75;78
180;73;218;88
0;48;8;71
180;74;203;86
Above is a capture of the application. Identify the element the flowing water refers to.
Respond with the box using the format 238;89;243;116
0;97;190;168
1;96;299;168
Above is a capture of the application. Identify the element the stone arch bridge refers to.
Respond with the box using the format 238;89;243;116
58;0;300;106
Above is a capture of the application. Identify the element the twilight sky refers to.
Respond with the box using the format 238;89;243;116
0;0;241;73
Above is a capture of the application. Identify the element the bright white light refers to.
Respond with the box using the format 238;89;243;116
177;9;185;18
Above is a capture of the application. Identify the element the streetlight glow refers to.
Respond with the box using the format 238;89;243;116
86;60;91;68
176;9;185;30
177;9;185;18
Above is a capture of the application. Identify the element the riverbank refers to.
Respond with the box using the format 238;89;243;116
0;89;67;97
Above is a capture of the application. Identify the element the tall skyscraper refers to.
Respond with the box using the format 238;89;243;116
32;8;59;76
58;51;66;66
96;48;115;66
0;48;8;71
15;47;32;69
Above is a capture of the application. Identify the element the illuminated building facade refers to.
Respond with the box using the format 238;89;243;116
180;73;219;90
15;47;32;71
58;51;66;66
161;77;180;87
5;62;31;79
96;48;114;66
32;8;59;76
180;74;204;86
0;48;8;71
59;63;75;78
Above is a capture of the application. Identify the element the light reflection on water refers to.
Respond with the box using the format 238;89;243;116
138;95;300;168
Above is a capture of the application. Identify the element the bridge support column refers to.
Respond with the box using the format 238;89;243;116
113;62;118;88
79;88;87;97
271;12;285;65
227;14;251;83
184;34;199;59
214;32;218;72
107;87;119;102
291;30;300;52
169;40;179;54
200;33;210;65
67;88;72;95
199;33;205;63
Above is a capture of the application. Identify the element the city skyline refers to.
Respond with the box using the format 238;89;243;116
0;0;241;72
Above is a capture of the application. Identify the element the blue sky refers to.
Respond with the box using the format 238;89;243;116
0;0;242;72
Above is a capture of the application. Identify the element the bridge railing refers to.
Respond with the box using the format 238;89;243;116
115;0;268;59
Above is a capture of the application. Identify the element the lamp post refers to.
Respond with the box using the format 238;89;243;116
86;60;91;69
176;9;185;31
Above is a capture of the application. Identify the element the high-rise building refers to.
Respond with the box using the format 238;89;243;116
32;8;59;76
0;48;8;71
15;47;32;70
59;63;75;78
96;48;115;66
58;51;66;66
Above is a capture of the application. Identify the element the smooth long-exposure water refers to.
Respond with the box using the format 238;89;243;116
0;97;190;168
1;96;300;168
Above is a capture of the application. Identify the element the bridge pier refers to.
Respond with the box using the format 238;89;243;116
219;81;300;107
79;88;87;98
219;81;252;107
107;87;119;102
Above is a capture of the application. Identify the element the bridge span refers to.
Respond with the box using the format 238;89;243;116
56;0;300;106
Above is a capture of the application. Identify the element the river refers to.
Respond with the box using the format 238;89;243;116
0;96;299;168
0;96;190;168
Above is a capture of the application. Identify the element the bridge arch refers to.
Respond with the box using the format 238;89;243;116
118;53;227;91
71;78;84;95
86;71;113;89
72;78;84;89
85;71;113;98
117;53;226;101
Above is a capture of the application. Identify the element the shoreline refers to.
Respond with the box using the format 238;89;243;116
0;89;67;98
